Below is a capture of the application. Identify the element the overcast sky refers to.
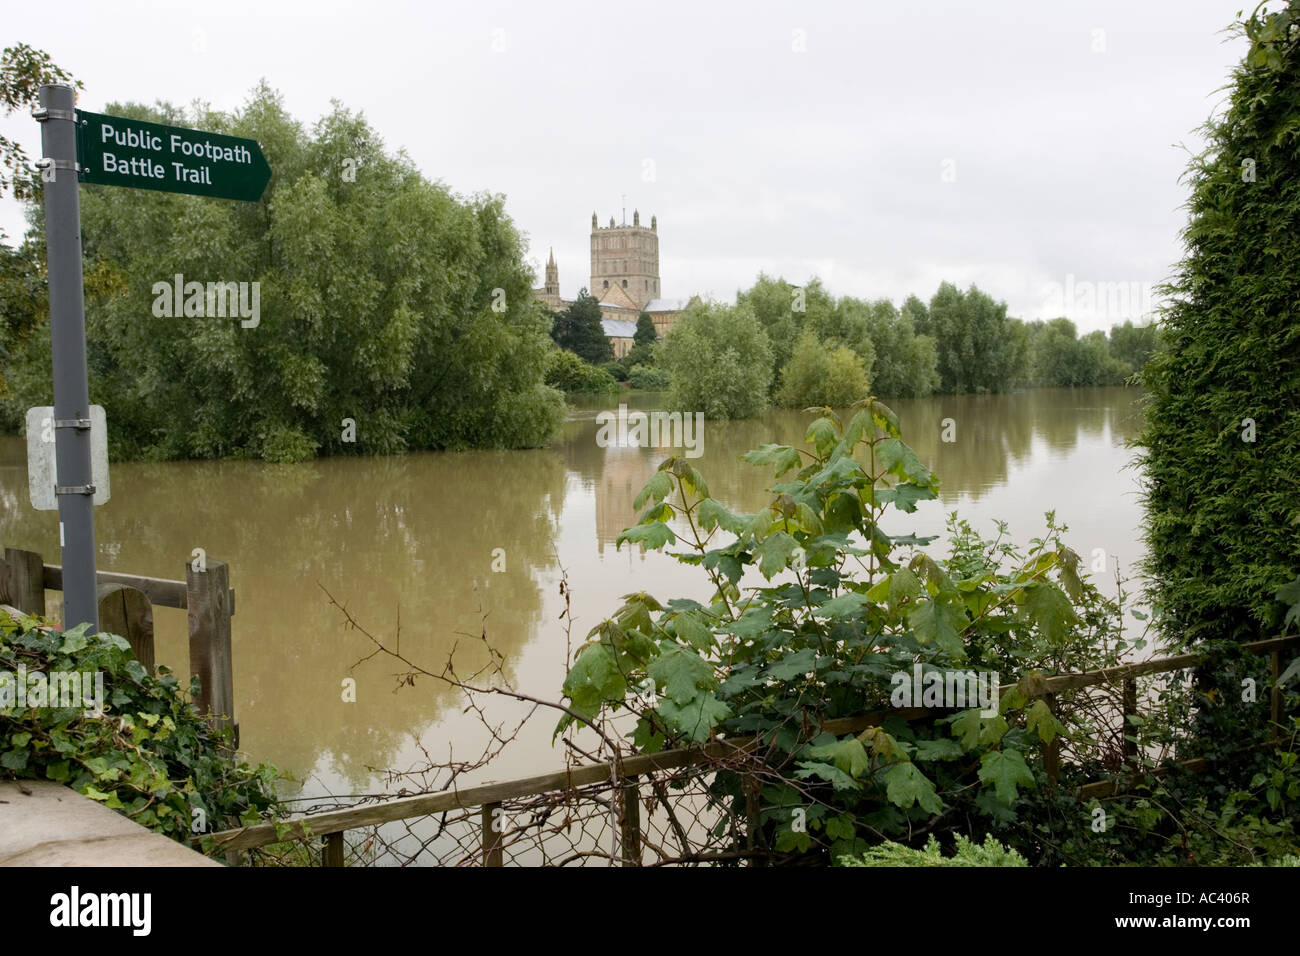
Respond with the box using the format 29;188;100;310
2;0;1250;332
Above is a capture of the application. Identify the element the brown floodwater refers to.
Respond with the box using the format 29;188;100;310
0;386;1145;803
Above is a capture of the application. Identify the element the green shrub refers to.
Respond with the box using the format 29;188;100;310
659;301;773;418
776;331;871;407
558;402;1300;865
559;402;1132;862
627;364;670;390
543;348;620;393
0;608;284;848
838;834;1028;867
602;361;629;382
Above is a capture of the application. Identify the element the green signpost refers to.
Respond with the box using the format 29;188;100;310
75;109;271;202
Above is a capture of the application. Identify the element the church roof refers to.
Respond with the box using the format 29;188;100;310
602;319;638;338
597;283;641;311
644;297;692;312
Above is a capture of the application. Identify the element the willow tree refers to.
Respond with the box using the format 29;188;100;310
1138;4;1300;649
660;300;772;419
2;84;564;460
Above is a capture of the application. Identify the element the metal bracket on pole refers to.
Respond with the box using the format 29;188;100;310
32;107;77;122
54;418;92;430
55;484;96;496
35;158;83;173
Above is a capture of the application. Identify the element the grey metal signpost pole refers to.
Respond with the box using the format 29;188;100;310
37;84;98;631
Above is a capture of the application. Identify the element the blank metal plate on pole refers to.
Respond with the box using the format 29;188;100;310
26;405;110;510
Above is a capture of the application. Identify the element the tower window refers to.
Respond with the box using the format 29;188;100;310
603;280;609;289
622;279;628;288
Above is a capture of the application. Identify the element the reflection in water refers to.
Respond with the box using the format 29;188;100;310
0;387;1144;798
569;387;1143;552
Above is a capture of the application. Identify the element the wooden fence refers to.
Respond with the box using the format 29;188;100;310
0;545;238;738
208;632;1299;867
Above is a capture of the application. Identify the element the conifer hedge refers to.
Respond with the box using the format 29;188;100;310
1138;3;1300;647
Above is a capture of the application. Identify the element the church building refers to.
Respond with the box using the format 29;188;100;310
535;211;697;357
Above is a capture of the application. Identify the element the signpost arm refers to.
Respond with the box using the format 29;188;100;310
37;83;98;632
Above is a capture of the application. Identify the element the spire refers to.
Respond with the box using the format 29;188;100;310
592;211;598;229
633;209;640;226
651;214;657;231
544;247;559;295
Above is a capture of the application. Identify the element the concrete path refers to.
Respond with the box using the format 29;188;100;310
0;780;219;866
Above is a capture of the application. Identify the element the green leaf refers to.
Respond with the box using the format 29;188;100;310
724;606;775;639
794;761;860;791
631;717;666;754
888;567;922;609
632;470;674;511
697;498;747;534
742;443;803;477
1019;581;1077;644
562;644;628;719
809;737;871;778
672;611;714;651
815;592;871;619
616;523;677;551
765;647;817;680
805;417;840;457
951;709;1009;749
1;749;29;771
60;626;91;655
978;750;1035;804
907;597;967;658
825;814;857;841
657;692;730;742
883;762;943;814
1025;699;1063;743
648;644;714;703
756;531;798;579
1276;576;1300;633
877;482;934;513
914;737;964;761
876;437;936;489
775;824;814;853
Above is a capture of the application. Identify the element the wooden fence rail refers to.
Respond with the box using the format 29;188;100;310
0;545;238;738
208;633;1299;865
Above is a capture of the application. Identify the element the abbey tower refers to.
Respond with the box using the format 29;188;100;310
533;210;697;354
589;210;660;311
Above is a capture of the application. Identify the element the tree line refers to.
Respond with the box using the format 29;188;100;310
651;275;1159;418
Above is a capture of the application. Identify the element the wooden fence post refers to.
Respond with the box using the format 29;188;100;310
620;776;641;866
96;583;154;673
322;832;345;867
3;548;45;617
743;773;767;867
1272;650;1283;741
186;559;234;734
482;802;504;866
1044;692;1061;789
1122;678;1138;765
